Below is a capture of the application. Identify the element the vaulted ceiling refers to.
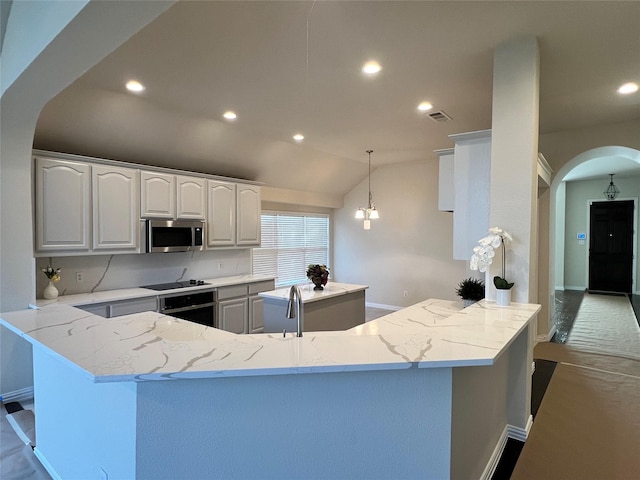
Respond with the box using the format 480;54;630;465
33;1;640;199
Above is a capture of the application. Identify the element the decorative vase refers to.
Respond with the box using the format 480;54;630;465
43;280;59;299
311;278;324;291
496;289;511;307
463;299;477;308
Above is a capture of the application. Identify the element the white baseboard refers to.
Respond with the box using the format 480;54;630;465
34;448;63;480
554;286;565;291
479;416;533;480
508;415;533;442
536;323;557;343
564;285;586;291
0;386;34;403
365;302;401;311
480;425;508;480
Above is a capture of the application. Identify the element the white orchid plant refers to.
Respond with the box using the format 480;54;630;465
470;227;514;290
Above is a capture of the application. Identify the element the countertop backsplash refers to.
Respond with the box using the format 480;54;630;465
35;249;251;297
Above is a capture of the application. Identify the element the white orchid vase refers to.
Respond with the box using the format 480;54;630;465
469;227;514;290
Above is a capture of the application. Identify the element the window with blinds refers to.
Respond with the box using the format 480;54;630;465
253;212;330;287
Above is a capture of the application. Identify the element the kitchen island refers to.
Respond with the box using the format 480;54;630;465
0;298;540;480
260;282;368;333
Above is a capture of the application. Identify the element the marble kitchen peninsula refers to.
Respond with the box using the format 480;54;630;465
0;298;540;480
260;282;368;333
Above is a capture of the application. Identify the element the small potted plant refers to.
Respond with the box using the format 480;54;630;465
455;277;485;307
42;264;61;299
306;264;330;291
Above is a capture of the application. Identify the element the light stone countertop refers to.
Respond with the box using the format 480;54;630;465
34;274;275;308
258;282;368;303
0;298;540;383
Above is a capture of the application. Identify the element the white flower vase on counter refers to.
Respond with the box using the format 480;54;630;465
43;280;59;299
496;289;511;307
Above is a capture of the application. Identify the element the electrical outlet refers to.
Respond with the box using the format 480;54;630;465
76;272;84;283
403;290;408;297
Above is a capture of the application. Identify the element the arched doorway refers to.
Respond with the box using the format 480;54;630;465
549;146;640;332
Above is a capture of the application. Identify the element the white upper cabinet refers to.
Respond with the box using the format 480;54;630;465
435;148;455;212
35;157;91;252
236;184;261;246
449;130;491;261
207;180;236;246
34;150;261;255
176;175;206;220
141;171;206;220
140;171;175;219
92;165;140;251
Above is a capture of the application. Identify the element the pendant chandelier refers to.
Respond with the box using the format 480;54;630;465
603;173;620;200
355;150;379;230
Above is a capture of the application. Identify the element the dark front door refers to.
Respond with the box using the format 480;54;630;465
589;200;635;293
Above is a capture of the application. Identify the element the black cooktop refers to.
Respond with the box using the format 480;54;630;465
141;280;210;291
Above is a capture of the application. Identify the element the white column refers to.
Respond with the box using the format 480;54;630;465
489;36;540;303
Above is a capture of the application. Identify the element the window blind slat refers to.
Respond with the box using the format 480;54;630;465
253;212;329;287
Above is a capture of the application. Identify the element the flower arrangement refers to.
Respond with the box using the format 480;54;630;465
470;227;514;290
42;265;61;282
306;264;329;290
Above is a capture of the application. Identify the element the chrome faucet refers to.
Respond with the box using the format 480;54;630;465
285;285;303;337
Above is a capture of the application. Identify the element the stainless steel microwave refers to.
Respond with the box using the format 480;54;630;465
146;219;205;253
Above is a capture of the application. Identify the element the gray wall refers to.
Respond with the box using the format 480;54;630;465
564;176;640;292
334;158;470;309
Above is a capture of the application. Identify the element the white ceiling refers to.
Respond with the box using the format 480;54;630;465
33;1;640;198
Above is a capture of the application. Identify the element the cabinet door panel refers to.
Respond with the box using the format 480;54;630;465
110;297;158;317
35;157;90;251
249;295;265;333
176;175;206;219
218;298;248;334
207;180;236;246
92;165;139;250
141;171;175;218
236;185;261;246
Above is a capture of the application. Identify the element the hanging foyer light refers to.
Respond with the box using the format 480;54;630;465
355;150;379;230
603;173;620;200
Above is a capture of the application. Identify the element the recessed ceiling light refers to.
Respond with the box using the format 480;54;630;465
362;61;382;76
223;111;237;120
618;82;638;94
125;80;145;93
293;133;305;142
417;101;433;112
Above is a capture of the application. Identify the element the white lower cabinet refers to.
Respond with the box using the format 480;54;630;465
218;297;248;334
249;295;265;333
217;280;274;334
77;296;157;318
248;280;273;333
92;165;140;251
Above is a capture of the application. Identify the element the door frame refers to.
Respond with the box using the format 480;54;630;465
585;197;638;294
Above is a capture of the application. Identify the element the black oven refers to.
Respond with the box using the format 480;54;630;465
159;290;216;328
